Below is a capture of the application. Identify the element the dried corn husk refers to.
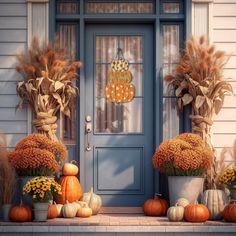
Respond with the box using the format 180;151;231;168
165;35;233;188
16;37;81;140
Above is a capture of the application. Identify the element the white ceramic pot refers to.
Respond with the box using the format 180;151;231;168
33;202;49;222
168;176;204;206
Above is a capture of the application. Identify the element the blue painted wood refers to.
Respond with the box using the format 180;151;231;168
95;147;144;193
85;24;154;206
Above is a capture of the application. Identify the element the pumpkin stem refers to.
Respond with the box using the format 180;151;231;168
154;193;162;199
90;187;94;194
70;160;77;165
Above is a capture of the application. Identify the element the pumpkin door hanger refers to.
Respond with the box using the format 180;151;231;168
105;48;135;103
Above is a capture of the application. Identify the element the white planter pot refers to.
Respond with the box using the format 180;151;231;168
168;176;204;206
2;204;11;221
33;202;49;222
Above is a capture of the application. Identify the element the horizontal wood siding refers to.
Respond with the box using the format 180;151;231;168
0;1;27;147
212;0;236;162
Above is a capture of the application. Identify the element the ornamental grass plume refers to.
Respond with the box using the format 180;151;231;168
152;133;213;176
16;36;81;141
165;35;232;146
0;134;16;204
8;133;67;176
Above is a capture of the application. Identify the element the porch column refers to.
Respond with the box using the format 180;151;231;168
26;0;49;134
192;0;213;37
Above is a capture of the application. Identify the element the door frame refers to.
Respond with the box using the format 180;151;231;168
49;0;192;197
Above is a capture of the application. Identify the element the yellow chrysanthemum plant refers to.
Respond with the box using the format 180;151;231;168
152;133;213;176
23;176;62;203
219;166;236;190
8;133;67;176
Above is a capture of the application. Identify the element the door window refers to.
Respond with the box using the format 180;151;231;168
95;36;143;133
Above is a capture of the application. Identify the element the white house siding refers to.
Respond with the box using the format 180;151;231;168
211;0;236;165
0;0;27;148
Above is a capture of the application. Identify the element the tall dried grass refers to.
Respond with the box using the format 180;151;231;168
16;36;81;140
165;35;233;188
0;134;16;204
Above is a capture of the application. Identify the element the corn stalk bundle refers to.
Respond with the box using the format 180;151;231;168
16;37;81;140
165;35;233;188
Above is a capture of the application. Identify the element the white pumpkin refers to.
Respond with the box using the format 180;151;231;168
54;201;63;217
167;204;185;222
81;187;102;215
61;200;77;218
175;198;190;208
201;189;229;220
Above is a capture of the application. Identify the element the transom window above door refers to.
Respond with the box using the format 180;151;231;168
56;0;183;15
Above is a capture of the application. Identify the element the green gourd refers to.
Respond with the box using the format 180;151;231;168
201;189;229;220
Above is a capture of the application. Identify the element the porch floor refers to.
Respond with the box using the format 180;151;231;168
1;213;236;236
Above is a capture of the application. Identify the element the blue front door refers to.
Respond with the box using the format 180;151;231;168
84;24;154;206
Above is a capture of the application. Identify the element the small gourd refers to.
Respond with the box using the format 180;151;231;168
76;207;93;218
47;203;58;219
62;160;79;176
61;200;77;218
167;204;185;222
74;200;89;208
223;201;236;222
201;189;228;220
72;201;82;212
175;198;189;208
81;187;102;215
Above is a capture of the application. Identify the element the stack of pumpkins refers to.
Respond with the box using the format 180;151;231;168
105;56;135;103
48;161;102;219
143;190;236;223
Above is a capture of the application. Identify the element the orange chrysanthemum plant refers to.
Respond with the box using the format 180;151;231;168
15;36;81;141
8;133;67;176
152;133;213;176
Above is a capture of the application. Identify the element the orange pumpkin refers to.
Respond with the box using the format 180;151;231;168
9;204;33;222
143;194;168;216
105;82;135;103
62;160;79;176
47;203;58;219
184;203;209;222
223;202;236;222
56;176;83;204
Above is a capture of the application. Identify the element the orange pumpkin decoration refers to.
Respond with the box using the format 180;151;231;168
56;176;83;204
143;194;168;216
184;203;209;222
9;204;33;222
223;201;236;222
105;82;135;103
62;160;79;176
47;202;58;219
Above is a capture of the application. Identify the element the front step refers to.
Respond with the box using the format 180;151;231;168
0;213;236;236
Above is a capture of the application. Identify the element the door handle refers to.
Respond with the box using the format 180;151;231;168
85;117;92;151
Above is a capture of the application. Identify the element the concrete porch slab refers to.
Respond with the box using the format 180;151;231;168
0;213;236;235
